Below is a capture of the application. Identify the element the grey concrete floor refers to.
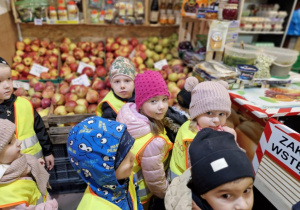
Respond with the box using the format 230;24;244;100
52;193;83;210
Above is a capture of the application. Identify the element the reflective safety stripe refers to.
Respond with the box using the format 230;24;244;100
137;185;151;198
21;136;43;159
168;169;179;181
20;135;39;150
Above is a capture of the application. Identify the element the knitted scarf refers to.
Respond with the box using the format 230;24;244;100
0;154;49;195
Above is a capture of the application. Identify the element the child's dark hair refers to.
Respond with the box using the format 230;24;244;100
0;57;10;66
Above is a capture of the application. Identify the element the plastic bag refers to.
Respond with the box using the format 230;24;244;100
253;53;276;79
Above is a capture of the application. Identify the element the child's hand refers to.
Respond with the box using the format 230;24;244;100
38;158;45;166
45;154;55;170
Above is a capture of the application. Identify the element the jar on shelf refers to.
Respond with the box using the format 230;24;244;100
67;1;78;20
218;0;228;20
58;6;68;20
91;10;99;23
205;10;218;19
253;23;263;31
168;14;175;24
48;6;57;20
159;13;167;24
273;23;283;31
222;4;238;20
263;23;271;31
227;0;238;4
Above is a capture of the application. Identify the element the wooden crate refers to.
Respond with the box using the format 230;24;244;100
44;105;95;144
178;17;223;62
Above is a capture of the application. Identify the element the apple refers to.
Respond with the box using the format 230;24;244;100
94;57;104;66
14;87;28;96
49;68;58;77
66;55;76;64
23;37;31;45
33;82;45;92
98;51;105;58
62;37;72;45
23;57;32;66
40;72;51;80
64;72;77;83
15;50;25;57
65;93;78;102
16;41;25;51
168;72;179;82
40;40;49;48
60;43;69;53
52;48;59;56
130;38;139;47
24;45;32;52
138;64;146;71
59;66;71;78
159;70;168;80
111;43;120;51
13;55;22;63
65;101;77;113
28;88;35;96
105;43;112;52
177;73;186;80
75;85;88;98
54;105;67;115
48;41;56;50
81;57;90;63
42;89;54;99
91;48;99;56
87;104;97;114
38;47;47;56
41;98;51;109
120;39;129;46
29;78;39;87
31;45;39;52
82;67;94;77
99;89;110;99
86;89;99;104
168;98;175;106
104;77;111;89
69;62;79;72
92;79;105;90
74;104;87;114
136;57;143;65
69;43;77;51
32;92;42;99
51;93;65;106
14;63;24;73
31;97;41;109
31;39;40;46
59;84;70;95
95;66;107;77
106;37;115;44
177;79;186;89
136;44;147;52
76;98;88;107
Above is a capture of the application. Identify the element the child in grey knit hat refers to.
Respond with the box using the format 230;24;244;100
169;77;242;181
0;119;57;209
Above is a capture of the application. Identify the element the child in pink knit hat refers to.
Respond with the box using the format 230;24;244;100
117;70;173;208
169;77;240;181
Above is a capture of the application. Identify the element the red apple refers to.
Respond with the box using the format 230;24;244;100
95;66;107;77
86;89;99;104
130;38;139;47
94;57;104;66
33;82;45;92
48;41;57;50
64;72;77;83
59;43;69;53
40;72;51;80
38;47;47;56
40;40;49;48
92;79;105;91
65;101;77;113
32;92;42;99
29;78;39;87
66;55;76;65
41;98;51;109
59;84;70;95
75;85;88;98
177;79;186;89
31;39;40;46
24;45;32;52
14;87;28;96
42;89;55;99
16;41;25;51
99;89;110;98
111;43;120;51
31;45;39;52
31;97;41;109
65;92;78;102
106;37;115;44
61;37;71;45
91;48;99;56
23;57;32;66
87;104;97;114
69;62;79;72
59;66;71;78
82;67;94;77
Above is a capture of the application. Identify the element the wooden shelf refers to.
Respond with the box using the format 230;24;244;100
239;31;285;35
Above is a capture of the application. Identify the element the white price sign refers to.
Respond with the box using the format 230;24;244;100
34;18;43;25
29;63;49;77
129;49;136;60
154;59;168;70
77;62;96;74
13;81;30;90
71;74;91;87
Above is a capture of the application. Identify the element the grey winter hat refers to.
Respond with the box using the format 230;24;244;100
188;128;254;195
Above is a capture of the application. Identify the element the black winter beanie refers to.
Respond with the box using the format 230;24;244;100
176;87;191;109
188;128;254;195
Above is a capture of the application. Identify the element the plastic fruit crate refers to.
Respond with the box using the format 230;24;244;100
52;144;68;159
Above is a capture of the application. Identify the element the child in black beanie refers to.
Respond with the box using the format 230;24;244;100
165;128;254;210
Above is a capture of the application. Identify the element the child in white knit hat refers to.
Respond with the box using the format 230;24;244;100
169;77;239;181
0;119;57;209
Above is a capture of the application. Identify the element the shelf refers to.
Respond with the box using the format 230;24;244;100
239;31;285;35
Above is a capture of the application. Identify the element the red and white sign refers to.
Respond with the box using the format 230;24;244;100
252;118;300;181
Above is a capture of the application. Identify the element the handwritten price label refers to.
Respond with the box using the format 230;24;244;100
34;18;43;25
29;63;49;77
71;74;91;87
13;81;30;90
154;59;168;70
77;62;96;74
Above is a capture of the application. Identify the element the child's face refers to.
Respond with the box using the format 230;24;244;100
111;75;134;99
0;135;22;164
141;95;169;120
196;111;227;129
201;177;254;210
115;151;135;180
0;66;13;104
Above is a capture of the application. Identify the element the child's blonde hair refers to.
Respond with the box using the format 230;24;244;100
189;119;198;133
140;109;165;136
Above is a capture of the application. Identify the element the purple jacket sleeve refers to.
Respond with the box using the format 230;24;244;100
140;137;169;199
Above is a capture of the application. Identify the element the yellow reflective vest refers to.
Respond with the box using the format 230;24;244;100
14;97;43;159
169;121;196;180
132;131;173;204
0;179;46;208
96;90;125;116
77;173;138;210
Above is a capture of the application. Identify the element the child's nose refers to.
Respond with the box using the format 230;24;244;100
212;116;220;122
235;197;250;209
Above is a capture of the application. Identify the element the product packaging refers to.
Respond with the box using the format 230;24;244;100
207;20;230;52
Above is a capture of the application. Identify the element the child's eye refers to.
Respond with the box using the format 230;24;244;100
8;141;12;145
244;187;252;194
163;97;168;102
206;112;213;115
219;113;225;116
125;80;130;83
221;194;231;199
7;77;11;81
151;100;157;103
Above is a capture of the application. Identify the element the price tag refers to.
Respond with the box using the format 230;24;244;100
29;63;49;77
13;81;30;90
34;18;43;25
77;62;96;74
154;59;168;70
129;49;136;60
71;74;91;87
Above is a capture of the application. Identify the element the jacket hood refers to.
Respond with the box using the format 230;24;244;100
117;103;151;139
67;116;134;209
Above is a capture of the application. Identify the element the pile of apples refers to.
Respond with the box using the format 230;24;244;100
51;77;110;116
143;33;179;69
105;37;140;70
12;38;59;80
59;38;107;80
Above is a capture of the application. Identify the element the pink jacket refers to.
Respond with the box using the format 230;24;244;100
117;103;169;199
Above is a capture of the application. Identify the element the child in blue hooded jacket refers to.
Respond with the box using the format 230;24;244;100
67;116;143;210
